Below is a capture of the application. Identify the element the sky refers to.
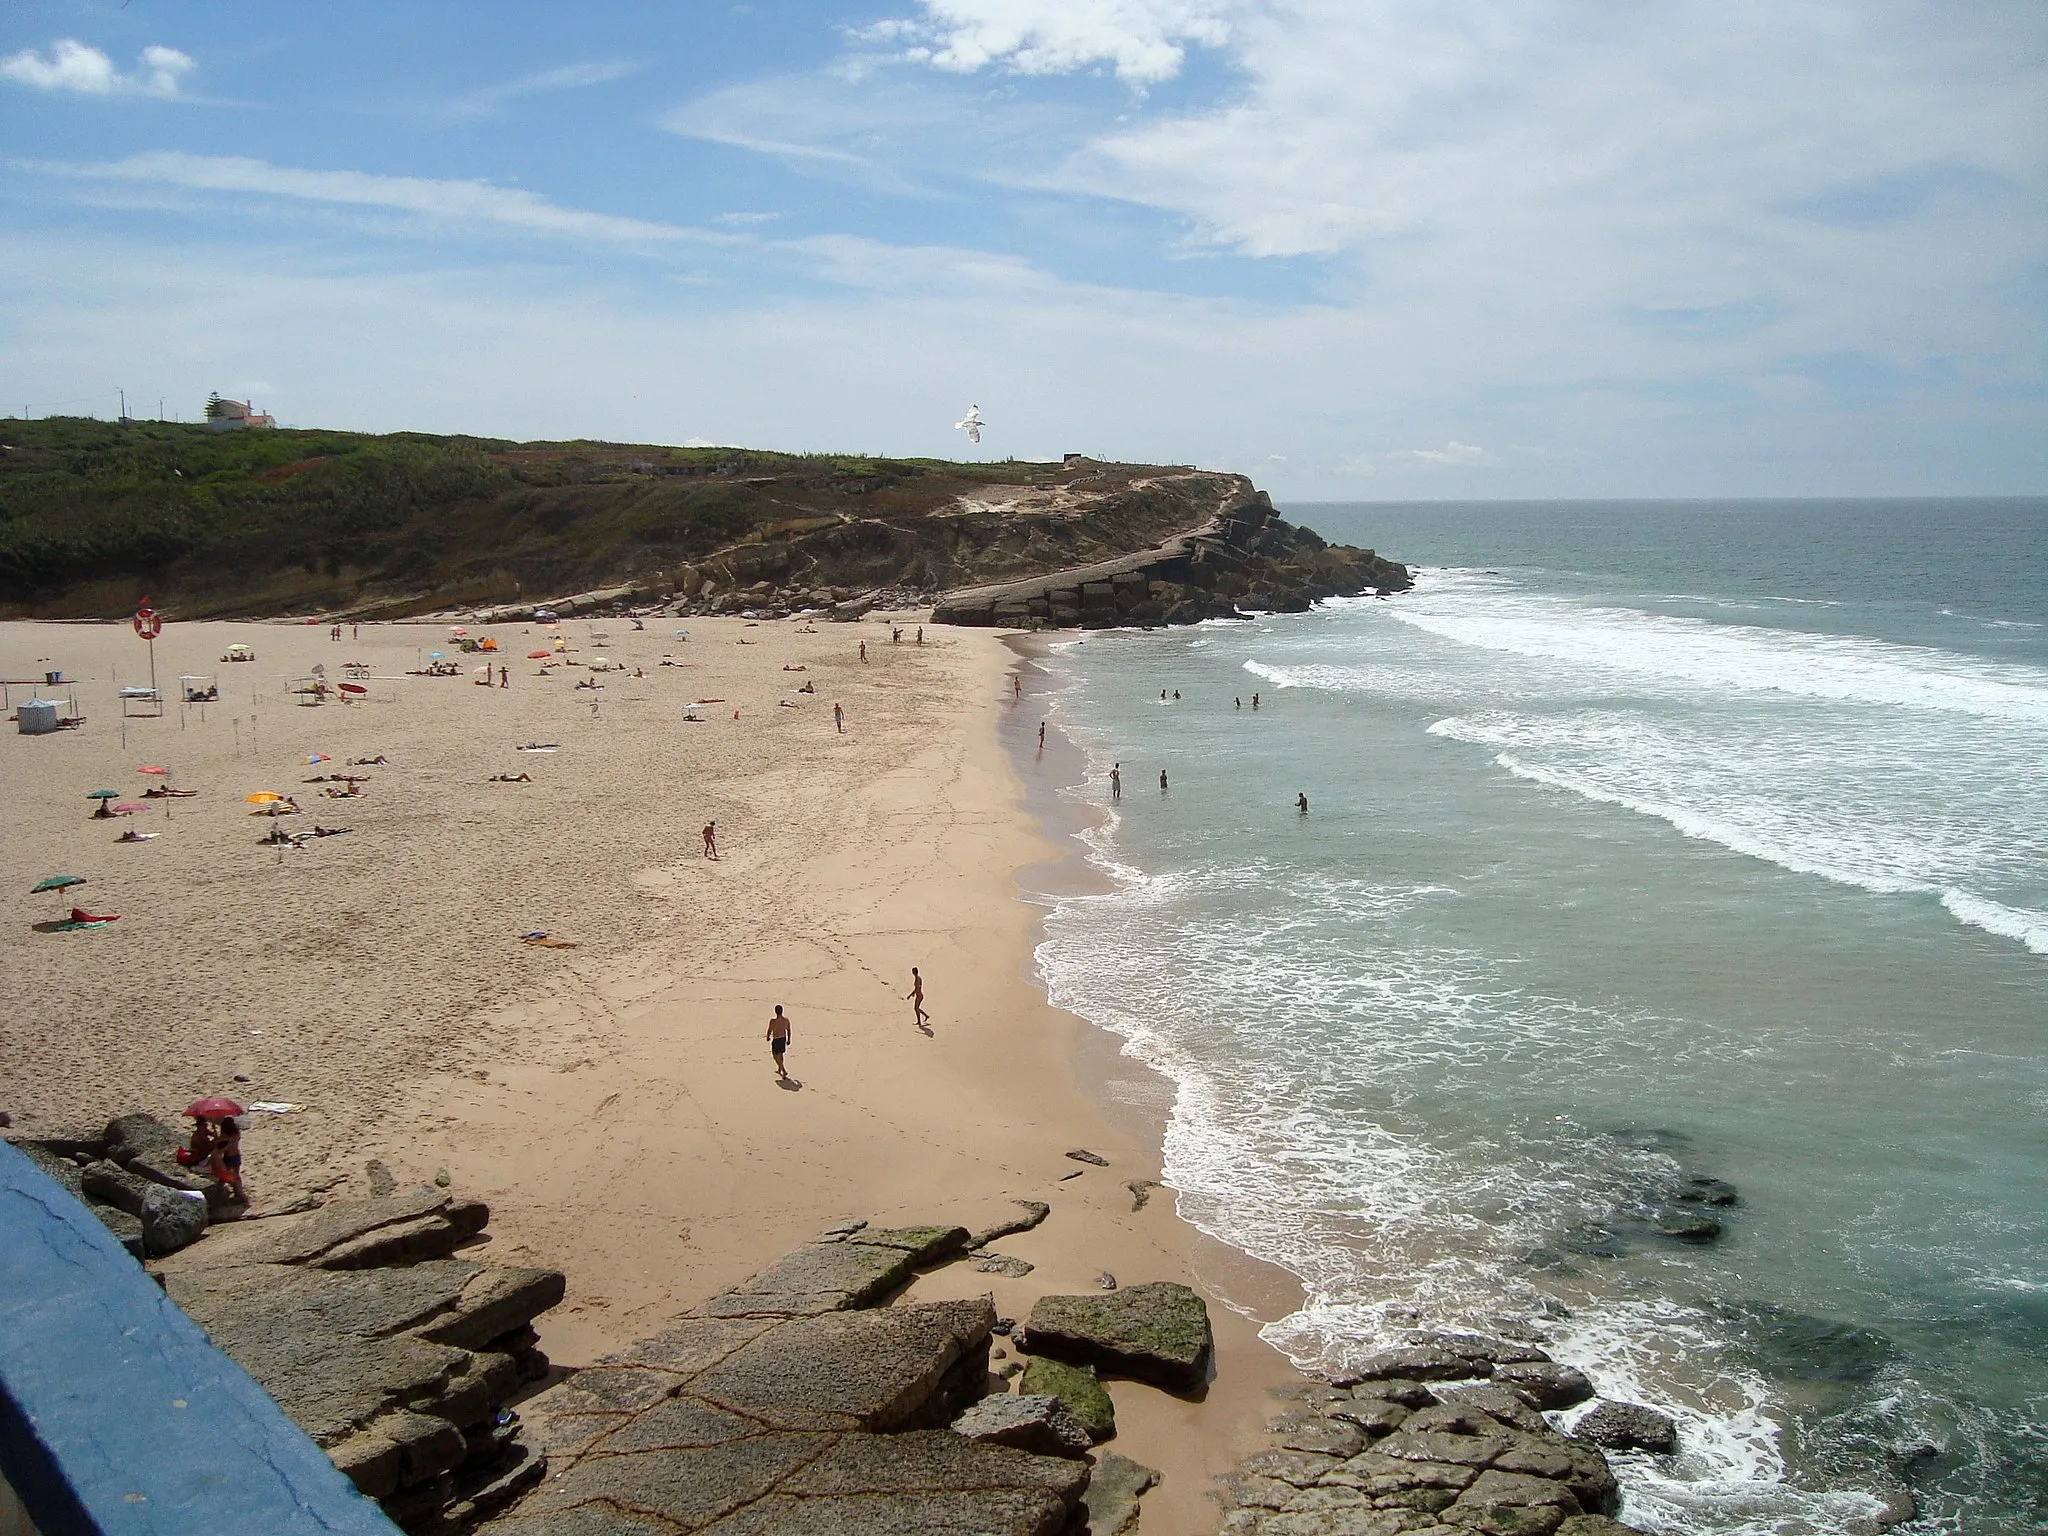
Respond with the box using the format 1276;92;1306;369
2;0;2043;499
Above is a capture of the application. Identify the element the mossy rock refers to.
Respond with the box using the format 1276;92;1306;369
1021;1355;1116;1442
1022;1282;1213;1391
847;1225;970;1266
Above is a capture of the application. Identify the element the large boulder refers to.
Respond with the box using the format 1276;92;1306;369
104;1112;225;1210
1021;1282;1213;1390
80;1159;208;1256
1573;1401;1678;1455
1080;1453;1159;1536
1492;1362;1594;1410
1020;1354;1115;1442
950;1393;1092;1459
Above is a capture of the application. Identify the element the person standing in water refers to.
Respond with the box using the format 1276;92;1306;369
906;967;929;1028
1297;791;1309;814
1160;769;1169;792
1252;692;1260;710
1038;721;1046;748
1110;763;1121;801
765;1006;792;1080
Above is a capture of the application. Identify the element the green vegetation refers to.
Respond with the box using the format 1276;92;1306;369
0;416;1064;618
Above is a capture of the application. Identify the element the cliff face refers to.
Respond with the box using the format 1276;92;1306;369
666;463;1411;626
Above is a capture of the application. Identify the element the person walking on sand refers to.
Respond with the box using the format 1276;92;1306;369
859;640;868;663
907;967;929;1028
498;664;508;688
916;626;923;645
766;1005;793;1079
209;1116;247;1204
702;821;719;859
1013;674;1021;699
1110;763;1121;801
834;701;844;733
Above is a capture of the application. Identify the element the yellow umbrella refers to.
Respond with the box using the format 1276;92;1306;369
245;791;284;804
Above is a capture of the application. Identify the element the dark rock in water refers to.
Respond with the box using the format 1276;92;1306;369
1065;1149;1110;1166
1649;1207;1721;1243
1574;1401;1679;1454
1675;1175;1739;1207
1021;1355;1116;1443
1494;1431;1622;1512
1080;1452;1158;1536
1340;1346;1492;1383
1717;1301;1896;1383
950;1393;1092;1458
1560;1222;1628;1259
1022;1282;1213;1390
1406;1332;1554;1366
1439;1383;1552;1434
1492;1362;1595;1410
1557;1518;1653;1536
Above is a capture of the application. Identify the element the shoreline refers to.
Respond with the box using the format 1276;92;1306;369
1;613;1305;1532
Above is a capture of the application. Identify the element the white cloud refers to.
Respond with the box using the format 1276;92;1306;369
1404;441;1485;465
0;38;194;98
443;60;641;120
873;0;1231;84
33;152;715;246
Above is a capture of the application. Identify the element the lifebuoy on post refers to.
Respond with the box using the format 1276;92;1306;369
133;604;162;640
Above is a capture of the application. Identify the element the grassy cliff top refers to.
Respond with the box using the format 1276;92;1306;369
0;417;1152;618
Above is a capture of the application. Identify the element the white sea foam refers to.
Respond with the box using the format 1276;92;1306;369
1346;573;2048;724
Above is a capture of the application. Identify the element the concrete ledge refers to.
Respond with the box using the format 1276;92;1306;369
0;1143;399;1535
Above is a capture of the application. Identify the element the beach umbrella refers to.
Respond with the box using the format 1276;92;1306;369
86;789;119;801
305;752;331;765
428;651;445;660
137;765;168;776
450;627;468;638
339;682;367;697
30;875;86;894
527;650;550;659
245;791;285;804
185;1096;243;1119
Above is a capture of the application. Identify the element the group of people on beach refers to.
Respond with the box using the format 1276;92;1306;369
762;967;929;1081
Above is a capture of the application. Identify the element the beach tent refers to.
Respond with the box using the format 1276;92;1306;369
222;643;255;662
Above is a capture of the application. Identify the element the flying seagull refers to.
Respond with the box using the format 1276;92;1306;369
954;404;983;445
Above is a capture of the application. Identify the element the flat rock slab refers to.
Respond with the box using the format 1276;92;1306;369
1023;1282;1214;1390
154;1187;487;1271
951;1393;1092;1458
693;1241;918;1318
687;1299;996;1433
1081;1452;1159;1536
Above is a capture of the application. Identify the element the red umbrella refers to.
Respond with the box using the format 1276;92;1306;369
185;1096;244;1118
527;650;550;659
137;765;169;776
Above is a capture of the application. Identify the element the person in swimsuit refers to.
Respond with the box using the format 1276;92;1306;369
702;821;718;859
209;1116;246;1203
1160;769;1168;792
1110;764;1121;801
906;968;929;1028
1038;721;1046;748
766;1006;792;1079
176;1117;218;1169
1297;791;1309;814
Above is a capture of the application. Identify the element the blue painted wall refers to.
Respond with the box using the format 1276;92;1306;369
0;1143;400;1535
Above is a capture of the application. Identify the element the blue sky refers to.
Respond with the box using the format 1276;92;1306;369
2;0;2043;498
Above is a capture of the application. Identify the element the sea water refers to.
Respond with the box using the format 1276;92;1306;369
1030;500;2047;1535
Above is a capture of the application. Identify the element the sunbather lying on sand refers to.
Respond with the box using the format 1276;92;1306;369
142;786;198;798
490;772;532;783
349;755;388;766
116;830;159;842
261;825;306;847
520;931;578;948
311;825;352;837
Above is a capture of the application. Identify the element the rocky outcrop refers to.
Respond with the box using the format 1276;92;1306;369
150;1191;564;1532
1220;1334;1653;1536
1572;1402;1678;1455
1021;1281;1215;1391
478;1226;1094;1536
1021;1355;1117;1443
932;477;1409;630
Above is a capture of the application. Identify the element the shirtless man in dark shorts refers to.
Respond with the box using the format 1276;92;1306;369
766;1006;792;1079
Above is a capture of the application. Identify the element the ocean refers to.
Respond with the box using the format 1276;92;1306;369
1026;499;2047;1536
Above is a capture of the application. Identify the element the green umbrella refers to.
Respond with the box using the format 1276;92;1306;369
86;789;119;800
31;875;87;894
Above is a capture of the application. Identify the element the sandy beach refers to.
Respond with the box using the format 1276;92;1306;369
0;612;1301;1531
